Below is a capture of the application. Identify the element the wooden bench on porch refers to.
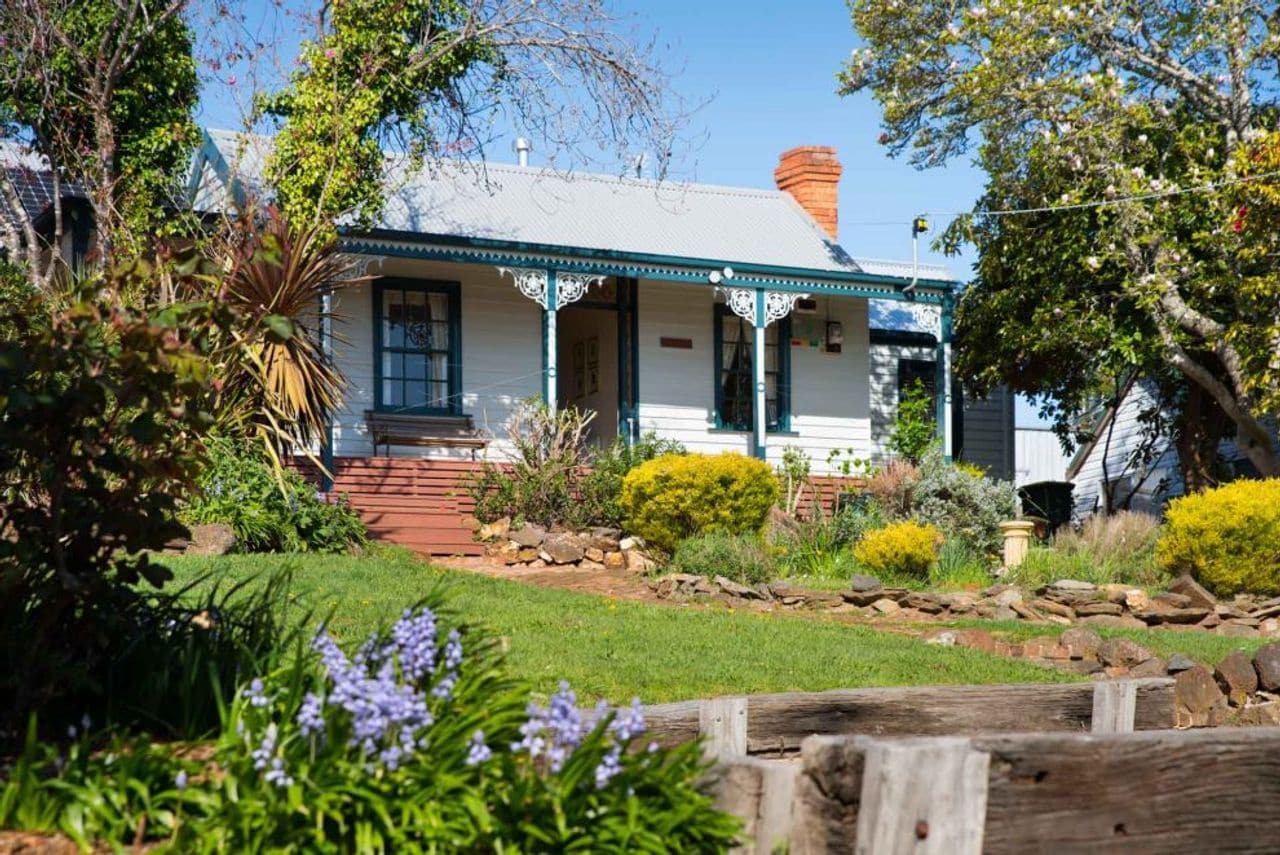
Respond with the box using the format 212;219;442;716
364;411;489;458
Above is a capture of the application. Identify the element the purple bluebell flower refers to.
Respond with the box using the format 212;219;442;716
251;723;278;771
595;744;623;789
609;698;646;742
431;671;457;700
174;770;188;790
245;678;269;708
304;606;458;773
263;756;294;788
443;629;463;670
512;682;590;773
466;730;492;766
297;691;325;738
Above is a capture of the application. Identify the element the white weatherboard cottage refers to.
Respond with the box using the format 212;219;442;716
190;131;961;552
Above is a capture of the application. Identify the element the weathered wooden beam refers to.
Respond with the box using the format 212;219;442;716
643;680;1174;753
793;728;1280;854
714;757;801;855
977;728;1280;853
700;696;748;760
855;737;989;855
744;680;1173;755
1090;679;1138;733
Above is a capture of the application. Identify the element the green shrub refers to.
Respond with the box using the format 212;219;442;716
929;540;994;588
3;599;741;851
0;268;232;742
670;532;775;586
830;502;889;547
622;453;778;551
774;503;886;579
1157;479;1280;595
577;432;687;528
887;379;937;464
853;520;942;578
467;401;684;530
183;439;367;553
911;448;1018;556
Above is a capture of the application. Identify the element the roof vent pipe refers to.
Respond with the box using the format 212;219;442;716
514;137;532;167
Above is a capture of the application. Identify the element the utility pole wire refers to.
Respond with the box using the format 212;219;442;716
840;169;1280;228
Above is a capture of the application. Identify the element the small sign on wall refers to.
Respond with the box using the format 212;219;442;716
660;337;693;349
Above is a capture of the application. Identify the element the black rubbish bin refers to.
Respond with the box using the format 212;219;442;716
1017;481;1074;535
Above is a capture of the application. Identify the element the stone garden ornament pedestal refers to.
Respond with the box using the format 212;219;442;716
999;520;1037;569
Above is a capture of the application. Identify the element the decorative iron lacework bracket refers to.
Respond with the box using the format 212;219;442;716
554;272;606;309
337;253;386;282
716;286;808;326
498;267;605;310
497;267;549;308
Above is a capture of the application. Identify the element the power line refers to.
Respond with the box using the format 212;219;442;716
845;169;1280;229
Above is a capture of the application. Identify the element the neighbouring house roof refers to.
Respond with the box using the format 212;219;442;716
0;143;88;229
192;129;957;288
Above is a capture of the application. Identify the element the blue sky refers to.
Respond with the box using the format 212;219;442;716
198;0;1045;425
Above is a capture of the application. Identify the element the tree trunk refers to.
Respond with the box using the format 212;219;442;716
1173;382;1230;494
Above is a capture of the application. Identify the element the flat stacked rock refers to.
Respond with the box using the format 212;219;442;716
647;570;1280;640
475;518;654;572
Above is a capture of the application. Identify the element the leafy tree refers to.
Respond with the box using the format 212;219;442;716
260;0;684;232
841;0;1280;476
946;109;1235;494
0;0;200;283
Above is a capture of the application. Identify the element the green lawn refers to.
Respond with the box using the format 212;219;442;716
164;549;1074;704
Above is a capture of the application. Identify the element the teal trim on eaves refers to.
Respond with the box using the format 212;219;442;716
342;230;952;306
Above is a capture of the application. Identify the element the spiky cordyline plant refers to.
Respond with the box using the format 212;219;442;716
213;210;360;471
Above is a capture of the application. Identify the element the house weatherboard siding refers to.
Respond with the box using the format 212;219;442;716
636;282;872;470
329;259;542;460
1015;428;1072;486
1068;380;1278;519
330;269;877;473
1068;381;1181;518
191;128;962;553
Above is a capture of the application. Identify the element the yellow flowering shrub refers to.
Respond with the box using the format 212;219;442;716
621;453;778;552
1157;479;1280;596
853;520;942;578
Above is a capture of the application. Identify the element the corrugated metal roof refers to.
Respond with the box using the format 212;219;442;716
0;142;88;227
198;129;956;282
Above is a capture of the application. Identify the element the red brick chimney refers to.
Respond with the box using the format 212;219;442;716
774;146;843;241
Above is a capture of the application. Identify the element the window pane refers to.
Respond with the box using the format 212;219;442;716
428;380;448;410
383;377;403;407
429;350;447;380
378;285;458;412
428;294;449;348
381;349;401;381
403;380;426;410
384;291;404;348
